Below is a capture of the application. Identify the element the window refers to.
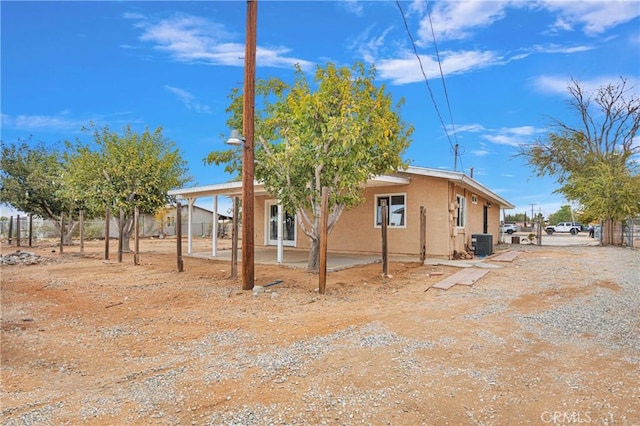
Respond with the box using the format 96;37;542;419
471;194;478;204
456;195;466;227
375;194;406;227
167;216;175;227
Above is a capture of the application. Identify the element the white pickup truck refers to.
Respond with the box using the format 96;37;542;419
545;222;581;235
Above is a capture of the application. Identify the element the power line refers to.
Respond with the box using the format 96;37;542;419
395;1;463;173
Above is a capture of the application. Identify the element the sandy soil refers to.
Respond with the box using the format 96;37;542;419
1;238;638;425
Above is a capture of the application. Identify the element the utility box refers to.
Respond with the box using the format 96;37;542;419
471;234;493;256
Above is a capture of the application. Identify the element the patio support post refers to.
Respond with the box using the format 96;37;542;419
277;202;284;263
176;201;184;272
187;198;194;255
381;199;388;276
212;195;218;257
420;206;426;264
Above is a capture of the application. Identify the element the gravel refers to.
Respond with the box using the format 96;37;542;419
2;245;638;424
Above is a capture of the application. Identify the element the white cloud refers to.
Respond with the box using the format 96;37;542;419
164;85;211;114
1;112;85;132
481;125;546;147
125;12;314;70
540;1;640;36
533;74;640;96
471;148;491;157
377;49;500;84
340;0;363;16
416;1;510;43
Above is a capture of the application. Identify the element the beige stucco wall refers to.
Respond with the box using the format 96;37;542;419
251;174;503;258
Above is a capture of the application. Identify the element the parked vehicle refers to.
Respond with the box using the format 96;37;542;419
545;222;581;235
501;223;518;234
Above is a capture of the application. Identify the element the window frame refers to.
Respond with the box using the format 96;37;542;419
374;193;407;229
455;194;466;228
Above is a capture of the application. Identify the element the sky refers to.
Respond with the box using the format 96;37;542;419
2;0;639;220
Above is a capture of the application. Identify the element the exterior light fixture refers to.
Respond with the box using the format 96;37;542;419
226;129;245;146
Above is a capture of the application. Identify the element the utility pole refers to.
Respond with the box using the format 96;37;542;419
453;143;459;172
241;0;257;291
530;203;536;232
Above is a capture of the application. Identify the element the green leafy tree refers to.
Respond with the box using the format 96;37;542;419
547;205;574;225
65;125;190;250
518;77;640;244
206;62;413;271
0;139;83;243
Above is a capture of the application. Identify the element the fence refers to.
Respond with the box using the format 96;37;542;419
1;216;232;244
621;217;640;249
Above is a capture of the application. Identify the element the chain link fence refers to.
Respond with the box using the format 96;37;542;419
1;216;232;244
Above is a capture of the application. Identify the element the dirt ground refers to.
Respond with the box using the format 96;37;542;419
1;238;639;425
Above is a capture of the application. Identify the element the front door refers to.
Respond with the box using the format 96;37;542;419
267;203;296;246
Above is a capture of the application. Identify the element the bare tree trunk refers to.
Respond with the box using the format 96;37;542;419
117;214;135;253
307;237;320;272
54;218;79;245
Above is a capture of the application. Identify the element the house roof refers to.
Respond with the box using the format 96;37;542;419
168;165;515;210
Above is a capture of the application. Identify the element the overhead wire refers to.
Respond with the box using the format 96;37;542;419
395;0;464;173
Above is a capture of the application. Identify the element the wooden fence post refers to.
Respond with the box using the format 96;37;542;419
134;206;140;265
79;210;85;254
28;214;33;247
16;214;21;247
59;212;64;254
104;207;110;260
118;207;124;263
319;187;329;295
8;216;13;245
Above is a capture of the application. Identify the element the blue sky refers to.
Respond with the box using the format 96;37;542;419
2;1;639;219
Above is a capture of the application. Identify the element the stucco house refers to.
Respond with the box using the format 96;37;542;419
168;166;514;260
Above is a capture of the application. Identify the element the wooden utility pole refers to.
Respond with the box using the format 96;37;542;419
381;200;388;277
104;207;110;260
176;202;184;272
319;187;329;295
134;205;140;265
241;0;257;291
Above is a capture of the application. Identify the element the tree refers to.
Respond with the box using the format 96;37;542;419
518;77;640;243
0;139;83;243
65;125;190;250
207;62;413;271
547;205;575;225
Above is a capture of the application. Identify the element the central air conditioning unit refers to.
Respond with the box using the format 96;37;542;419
471;234;493;256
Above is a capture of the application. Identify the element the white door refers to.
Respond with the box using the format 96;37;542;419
267;202;296;246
